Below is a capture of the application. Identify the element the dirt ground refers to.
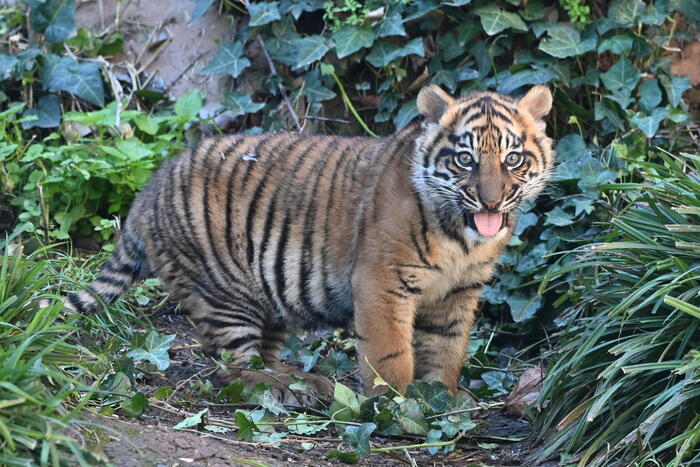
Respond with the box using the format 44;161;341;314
79;310;548;467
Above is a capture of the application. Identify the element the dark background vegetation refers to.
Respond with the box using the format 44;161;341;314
1;0;699;465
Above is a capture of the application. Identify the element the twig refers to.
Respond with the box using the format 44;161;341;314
256;35;301;132
166;51;208;93
370;430;468;453
171;343;202;351
300;115;350;124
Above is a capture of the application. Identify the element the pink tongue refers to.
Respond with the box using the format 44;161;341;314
473;212;503;237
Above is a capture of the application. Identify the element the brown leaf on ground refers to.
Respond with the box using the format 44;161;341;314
504;367;547;417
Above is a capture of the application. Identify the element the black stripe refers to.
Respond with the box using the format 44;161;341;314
415;319;463;338
422;133;443;168
320;143;351;309
95;275;129;286
266;141;320;316
203;138;247;290
378;350;405;363
386;289;410;300
245;137;305;266
223;142;247;272
298;139;337;318
223;333;262;351
445;283;483;298
398;275;422;295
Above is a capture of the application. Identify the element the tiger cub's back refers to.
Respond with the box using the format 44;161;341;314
133;132;383;328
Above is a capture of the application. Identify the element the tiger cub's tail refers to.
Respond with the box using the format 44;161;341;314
67;228;148;314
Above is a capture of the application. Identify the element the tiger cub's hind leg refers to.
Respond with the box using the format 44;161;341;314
188;295;330;406
261;328;334;405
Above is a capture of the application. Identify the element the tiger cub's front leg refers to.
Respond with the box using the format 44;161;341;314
353;262;419;396
413;286;481;393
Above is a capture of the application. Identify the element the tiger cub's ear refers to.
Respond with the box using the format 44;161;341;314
417;84;455;122
518;85;553;121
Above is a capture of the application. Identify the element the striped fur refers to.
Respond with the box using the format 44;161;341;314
68;85;555;400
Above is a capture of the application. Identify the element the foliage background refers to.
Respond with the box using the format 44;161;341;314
1;0;699;465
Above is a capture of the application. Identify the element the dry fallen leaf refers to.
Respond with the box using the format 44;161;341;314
504;366;547;416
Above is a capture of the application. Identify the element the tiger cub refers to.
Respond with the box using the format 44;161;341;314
69;85;554;404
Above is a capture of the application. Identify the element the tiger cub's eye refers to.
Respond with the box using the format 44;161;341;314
454;151;474;169
505;152;523;168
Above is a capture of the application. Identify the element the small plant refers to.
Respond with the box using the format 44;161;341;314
0;237;101;464
560;0;591;27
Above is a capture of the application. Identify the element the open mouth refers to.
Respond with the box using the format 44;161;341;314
464;212;508;237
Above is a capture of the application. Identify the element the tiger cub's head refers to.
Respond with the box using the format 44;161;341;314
412;85;555;241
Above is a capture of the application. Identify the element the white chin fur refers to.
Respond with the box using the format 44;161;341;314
465;226;509;244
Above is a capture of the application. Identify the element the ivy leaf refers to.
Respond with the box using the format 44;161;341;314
294;35;331;70
21;95;61;129
43;56;105;107
27;0;76;44
174;89;203;119
600;57;640;108
514;243;549;273
563;196;595;216
638;78;662;113
318;349;355;376
474;5;527;36
333;26;375;59
396;399;429;435
332;382;367;417
174;408;208;430
216;380;245;403
597;34;634;54
405;381;450;414
327;450;360;463
279;0;324;19
631;107;668;137
506;293;542;322
514;212;538;236
539;24;596;58
435;393;475;437
394;100;419;129
481;371;516;394
247;1;281;27
376;15;406;37
521;0;546;20
121;392;148;418
497;68;556;94
544;206;575;227
365;38;424;67
659;74;691;107
234;411;259;441
608;0;645;26
154;386;174;400
302;70;335;102
594;99;626;131
223;93;265;117
189;0;214;24
201;42;251;78
126;331;176;371
261;390;289;416
640;1;668;24
342;423;376;458
0;55;18;80
670;0;700;21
